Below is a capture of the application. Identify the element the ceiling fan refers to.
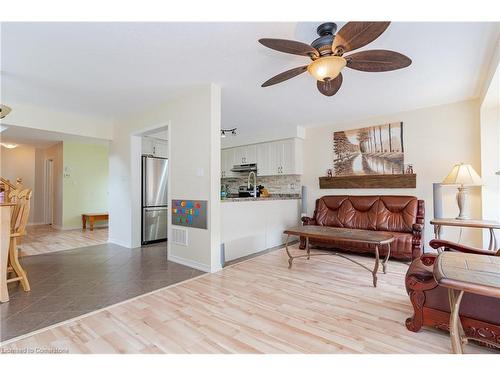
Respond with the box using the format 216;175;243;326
259;22;412;96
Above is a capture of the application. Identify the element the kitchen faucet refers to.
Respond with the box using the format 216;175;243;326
247;171;257;198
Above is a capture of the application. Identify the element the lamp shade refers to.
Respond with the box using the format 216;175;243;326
442;163;482;186
307;56;346;82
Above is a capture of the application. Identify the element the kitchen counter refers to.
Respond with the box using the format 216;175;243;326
221;197;301;262
221;194;300;202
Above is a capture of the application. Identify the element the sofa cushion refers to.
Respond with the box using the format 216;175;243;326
376;196;418;233
339;196;379;231
315;195;380;231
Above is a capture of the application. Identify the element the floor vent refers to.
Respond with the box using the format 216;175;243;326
171;227;188;246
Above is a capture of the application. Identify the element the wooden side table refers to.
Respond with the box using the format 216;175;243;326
430;218;500;251
433;252;500;353
82;213;109;231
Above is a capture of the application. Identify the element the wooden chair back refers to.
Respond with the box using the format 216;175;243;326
9;188;32;236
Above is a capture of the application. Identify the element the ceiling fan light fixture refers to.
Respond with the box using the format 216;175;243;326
307;56;346;82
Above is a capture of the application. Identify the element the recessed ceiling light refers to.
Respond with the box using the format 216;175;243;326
1;143;18;149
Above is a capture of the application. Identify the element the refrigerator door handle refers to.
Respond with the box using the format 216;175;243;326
142;156;147;206
144;207;168;211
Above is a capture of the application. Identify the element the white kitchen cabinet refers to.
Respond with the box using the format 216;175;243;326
142;137;168;158
221;148;236;178
259;138;303;176
281;138;302;175
142;137;154;155
256;143;271;176
153;140;168;158
222;138;303;178
233;145;257;165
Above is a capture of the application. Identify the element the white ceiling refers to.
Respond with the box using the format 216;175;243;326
1;22;499;134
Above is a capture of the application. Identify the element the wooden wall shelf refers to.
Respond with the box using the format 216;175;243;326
319;174;416;189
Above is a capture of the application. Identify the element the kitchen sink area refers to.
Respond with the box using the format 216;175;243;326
220;137;304;263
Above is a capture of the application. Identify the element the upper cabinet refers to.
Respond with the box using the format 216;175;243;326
265;139;303;176
221;148;236;178
233;145;257;165
142;137;168;158
222;138;303;177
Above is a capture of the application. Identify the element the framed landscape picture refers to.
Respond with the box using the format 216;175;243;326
333;122;405;176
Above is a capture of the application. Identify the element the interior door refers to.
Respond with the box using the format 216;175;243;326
44;159;54;225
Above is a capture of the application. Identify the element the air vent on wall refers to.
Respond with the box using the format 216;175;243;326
171;227;188;246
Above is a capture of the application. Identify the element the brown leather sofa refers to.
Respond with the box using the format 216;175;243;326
300;195;425;261
406;239;500;348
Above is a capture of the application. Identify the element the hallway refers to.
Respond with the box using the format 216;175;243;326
20;225;108;257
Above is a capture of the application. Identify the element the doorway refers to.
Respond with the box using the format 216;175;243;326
44;158;54;225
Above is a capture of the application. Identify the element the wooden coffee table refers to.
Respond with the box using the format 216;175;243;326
283;226;394;287
434;252;500;353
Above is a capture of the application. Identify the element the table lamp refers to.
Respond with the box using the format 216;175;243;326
441;163;482;220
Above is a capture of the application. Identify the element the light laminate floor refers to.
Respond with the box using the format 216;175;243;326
1;242;203;342
1;245;495;354
20;225;108;257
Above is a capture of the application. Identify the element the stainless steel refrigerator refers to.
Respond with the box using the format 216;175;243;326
142;156;168;244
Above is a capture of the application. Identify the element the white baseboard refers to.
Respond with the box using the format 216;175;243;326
108;238;132;248
27;222;49;226
168;254;212;273
51;224;108;231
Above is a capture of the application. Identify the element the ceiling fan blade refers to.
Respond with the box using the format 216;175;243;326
261;66;308;87
332;22;390;53
259;38;319;57
317;73;343;96
346;50;412;72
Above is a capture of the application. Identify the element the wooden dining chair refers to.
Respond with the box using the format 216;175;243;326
7;188;32;291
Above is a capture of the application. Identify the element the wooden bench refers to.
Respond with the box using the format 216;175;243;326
82;213;109;231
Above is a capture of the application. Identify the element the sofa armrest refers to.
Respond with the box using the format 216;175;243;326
301;216;317;226
412;223;423;235
429;239;498;256
405;253;438;291
411;223;424;259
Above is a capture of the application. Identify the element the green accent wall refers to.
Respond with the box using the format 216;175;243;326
62;142;109;229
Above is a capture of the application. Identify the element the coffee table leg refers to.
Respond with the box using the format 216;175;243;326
382;243;391;274
284;234;293;269
306;237;310;260
449;289;465;354
372;245;379;287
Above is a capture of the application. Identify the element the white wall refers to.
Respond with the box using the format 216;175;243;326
1;101;113;140
480;55;500;247
109;84;221;272
0;145;36;223
302;99;483;249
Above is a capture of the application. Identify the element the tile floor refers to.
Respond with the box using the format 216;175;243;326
0;242;204;342
20;225;108;257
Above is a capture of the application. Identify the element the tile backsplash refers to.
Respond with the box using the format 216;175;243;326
221;174;301;195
